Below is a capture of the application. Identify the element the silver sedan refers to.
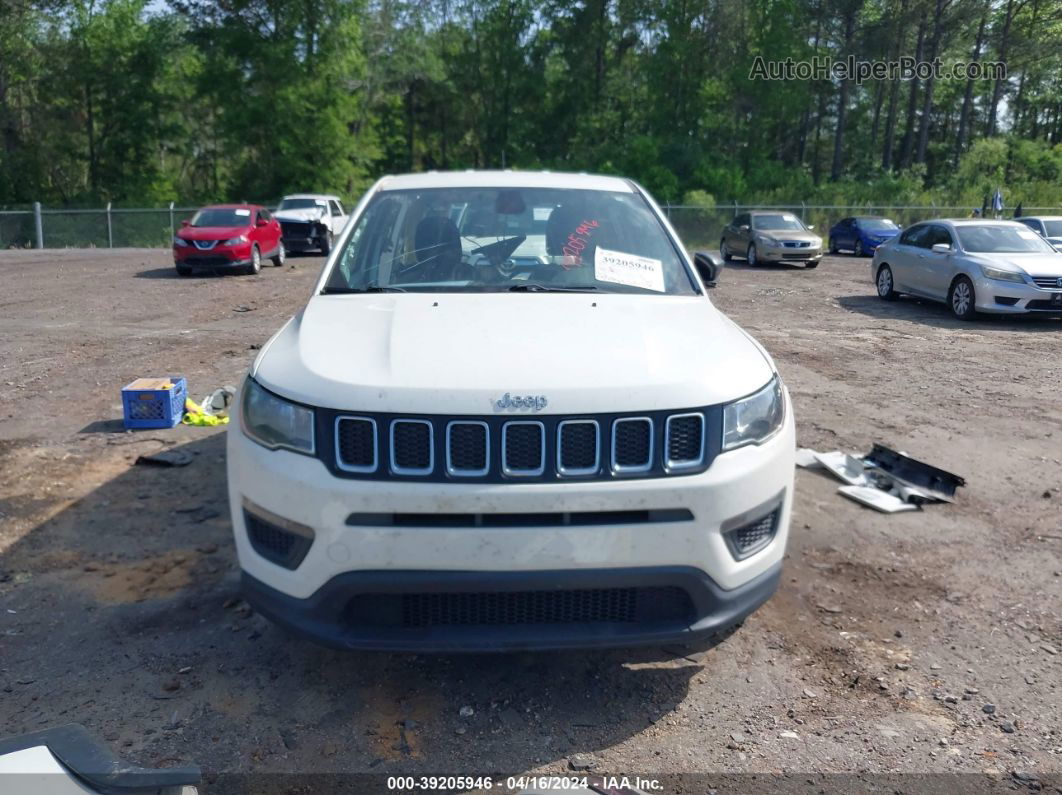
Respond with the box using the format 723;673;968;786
870;219;1062;319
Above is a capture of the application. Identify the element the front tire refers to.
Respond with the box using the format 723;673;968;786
829;237;838;254
247;245;261;275
746;243;758;266
271;241;285;267
876;264;897;300
720;240;732;262
175;264;192;277
948;275;977;320
854;239;864;257
320;230;334;256
805;260;819;269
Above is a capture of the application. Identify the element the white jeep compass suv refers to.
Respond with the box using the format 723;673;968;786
227;171;795;651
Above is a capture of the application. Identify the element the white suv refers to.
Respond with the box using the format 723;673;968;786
275;193;348;254
228;171;795;652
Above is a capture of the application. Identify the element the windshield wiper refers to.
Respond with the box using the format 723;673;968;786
508;283;597;293
321;284;407;294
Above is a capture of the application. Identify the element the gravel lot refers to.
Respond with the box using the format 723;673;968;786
0;248;1060;792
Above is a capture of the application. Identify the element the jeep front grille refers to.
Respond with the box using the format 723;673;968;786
324;407;718;482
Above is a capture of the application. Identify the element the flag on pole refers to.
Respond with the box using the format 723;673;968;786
991;188;1004;216
980;196;988;218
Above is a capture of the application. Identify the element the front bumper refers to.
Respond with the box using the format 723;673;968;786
241;562;782;652
758;243;823;262
174;244;252;268
226;396;794;650
974;276;1062;314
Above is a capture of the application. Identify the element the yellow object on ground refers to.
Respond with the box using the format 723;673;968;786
182;397;229;426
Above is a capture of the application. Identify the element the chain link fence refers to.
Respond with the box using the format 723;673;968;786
2;202;1059;251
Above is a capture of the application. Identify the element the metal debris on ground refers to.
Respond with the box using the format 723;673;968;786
797;445;964;513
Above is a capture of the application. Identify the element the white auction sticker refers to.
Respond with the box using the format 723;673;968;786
594;247;665;292
235;209;250;216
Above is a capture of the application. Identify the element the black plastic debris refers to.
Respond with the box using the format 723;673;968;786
135;449;193;468
864;444;966;502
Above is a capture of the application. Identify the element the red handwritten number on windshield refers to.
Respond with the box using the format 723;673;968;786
561;219;600;269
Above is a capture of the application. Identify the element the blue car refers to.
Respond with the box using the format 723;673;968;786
828;216;900;257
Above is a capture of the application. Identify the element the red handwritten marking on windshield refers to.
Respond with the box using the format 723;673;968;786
561;219;600;269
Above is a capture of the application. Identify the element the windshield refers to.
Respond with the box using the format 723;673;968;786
191;208;251;227
324;187;697;295
278;198;326;211
858;218;898;231
1043;220;1062;237
752;214;805;231
957;225;1057;254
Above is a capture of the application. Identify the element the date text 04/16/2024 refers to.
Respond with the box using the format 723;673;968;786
385;776;664;792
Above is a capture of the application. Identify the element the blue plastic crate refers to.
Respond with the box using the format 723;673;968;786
121;377;187;430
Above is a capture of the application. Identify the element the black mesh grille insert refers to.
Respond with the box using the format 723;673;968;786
337;418;375;470
667;415;704;464
392;421;431;472
614;419;651;468
244;509;313;570
727;509;779;559
448;423;487;472
344;587;694;628
559;422;598;472
504;423;543;473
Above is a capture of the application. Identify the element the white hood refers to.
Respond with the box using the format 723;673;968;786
275;207;327;223
252;294;775;414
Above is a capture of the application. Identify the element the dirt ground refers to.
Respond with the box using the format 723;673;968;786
0;248;1060;793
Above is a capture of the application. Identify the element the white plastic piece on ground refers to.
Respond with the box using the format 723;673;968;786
795;448;823;468
838;485;919;513
0;745;198;795
199;385;237;418
812;451;869;486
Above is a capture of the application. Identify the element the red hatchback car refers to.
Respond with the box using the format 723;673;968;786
173;204;285;276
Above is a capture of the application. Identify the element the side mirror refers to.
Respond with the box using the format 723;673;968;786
256;217;268;227
931;243;951;254
739;224;750;232
807;224;815;230
693;251;723;288
180;219;190;227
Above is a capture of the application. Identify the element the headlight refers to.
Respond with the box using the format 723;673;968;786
241;379;315;455
810;237;822;246
757;234;778;245
980;265;1026;283
224;235;248;245
173;237;189;247
722;376;785;451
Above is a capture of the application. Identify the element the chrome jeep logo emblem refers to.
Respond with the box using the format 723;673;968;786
495;393;548;411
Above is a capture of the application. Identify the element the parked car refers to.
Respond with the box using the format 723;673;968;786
872;219;1062;319
275;194;348;255
828;216;900;257
1014;215;1062;249
228;170;795;652
720;211;822;268
173;204;284;276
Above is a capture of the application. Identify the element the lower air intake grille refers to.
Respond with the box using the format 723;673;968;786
345;587;694;628
244;507;314;570
726;509;779;560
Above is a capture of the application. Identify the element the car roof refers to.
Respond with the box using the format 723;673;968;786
918;218;1028;227
376;170;635;193
281;193;341;201
202;203;259;210
1017;215;1062;221
748;210;799;215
